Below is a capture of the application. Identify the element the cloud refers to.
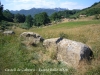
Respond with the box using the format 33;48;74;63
59;1;86;10
4;0;86;10
6;0;31;3
5;0;56;10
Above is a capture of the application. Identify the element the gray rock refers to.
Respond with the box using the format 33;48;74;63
20;32;44;46
3;30;15;35
43;37;93;68
43;38;59;49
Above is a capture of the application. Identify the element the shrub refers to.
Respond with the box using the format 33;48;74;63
20;23;30;29
59;32;68;38
0;21;12;30
94;14;100;20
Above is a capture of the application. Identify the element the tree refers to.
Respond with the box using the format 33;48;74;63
3;9;14;22
41;12;50;25
25;15;33;28
0;1;3;22
34;12;50;26
34;14;42;26
50;12;59;21
14;13;26;23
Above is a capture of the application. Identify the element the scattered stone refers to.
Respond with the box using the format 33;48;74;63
20;32;44;46
3;30;15;35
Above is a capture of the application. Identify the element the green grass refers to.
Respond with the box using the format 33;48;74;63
0;19;100;75
0;34;75;75
29;20;100;39
49;20;100;28
30;20;100;32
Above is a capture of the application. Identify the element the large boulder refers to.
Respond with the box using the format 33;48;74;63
20;32;44;46
43;38;60;49
43;37;93;68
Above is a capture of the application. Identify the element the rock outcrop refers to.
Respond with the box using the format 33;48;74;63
43;37;93;68
20;32;44;46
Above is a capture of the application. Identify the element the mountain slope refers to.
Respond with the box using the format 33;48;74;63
10;8;67;16
71;1;100;17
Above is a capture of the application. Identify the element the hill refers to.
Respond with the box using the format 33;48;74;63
71;1;100;18
10;8;67;16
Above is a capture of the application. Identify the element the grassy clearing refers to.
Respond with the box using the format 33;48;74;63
30;20;100;75
0;20;100;75
29;20;100;39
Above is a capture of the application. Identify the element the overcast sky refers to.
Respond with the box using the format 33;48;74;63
1;0;100;10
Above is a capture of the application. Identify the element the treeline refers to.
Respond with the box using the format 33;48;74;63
0;2;80;30
1;1;100;30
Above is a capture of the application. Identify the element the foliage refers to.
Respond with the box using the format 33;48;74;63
0;21;13;30
86;8;100;16
59;32;68;38
14;13;26;23
91;1;100;7
94;14;100;20
58;10;80;18
25;15;33;28
34;12;50;26
50;12;60;21
0;2;3;22
49;10;79;22
3;9;14;22
72;1;100;18
20;23;31;29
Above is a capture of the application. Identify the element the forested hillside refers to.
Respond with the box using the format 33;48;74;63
71;1;100;18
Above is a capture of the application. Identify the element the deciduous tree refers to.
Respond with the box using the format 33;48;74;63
25;15;33;28
3;9;14;22
34;12;50;26
14;13;26;23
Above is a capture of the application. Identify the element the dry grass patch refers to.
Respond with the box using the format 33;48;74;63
1;20;100;75
29;23;100;75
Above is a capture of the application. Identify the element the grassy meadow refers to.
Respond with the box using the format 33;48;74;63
0;19;100;75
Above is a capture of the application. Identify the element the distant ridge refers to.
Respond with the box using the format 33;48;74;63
10;8;67;16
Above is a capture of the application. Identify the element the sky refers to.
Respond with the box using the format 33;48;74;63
1;0;100;10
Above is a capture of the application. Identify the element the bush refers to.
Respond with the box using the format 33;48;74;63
0;21;12;30
20;23;30;29
94;14;100;20
59;32;68;38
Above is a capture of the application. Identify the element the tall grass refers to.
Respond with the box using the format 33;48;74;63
0;20;100;75
29;20;100;75
0;34;75;75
